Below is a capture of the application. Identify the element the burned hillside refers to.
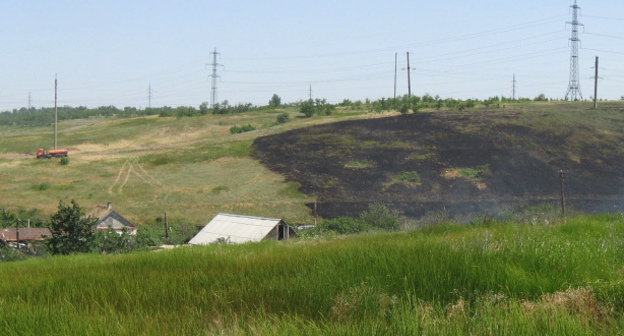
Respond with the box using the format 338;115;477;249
253;107;624;218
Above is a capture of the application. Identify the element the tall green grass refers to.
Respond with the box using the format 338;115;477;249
2;215;624;335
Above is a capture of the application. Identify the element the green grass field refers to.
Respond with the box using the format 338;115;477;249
0;106;384;228
2;215;624;335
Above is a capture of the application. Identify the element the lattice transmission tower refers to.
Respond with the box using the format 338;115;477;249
209;48;222;108
565;0;583;101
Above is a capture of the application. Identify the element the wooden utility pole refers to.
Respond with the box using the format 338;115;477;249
54;74;58;150
393;52;397;99
15;218;20;249
593;56;599;109
314;200;317;226
406;52;412;99
559;169;566;218
164;211;169;239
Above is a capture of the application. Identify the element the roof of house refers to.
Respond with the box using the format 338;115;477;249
87;205;135;229
188;213;284;245
0;228;52;242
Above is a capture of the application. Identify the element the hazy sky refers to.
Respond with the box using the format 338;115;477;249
1;0;623;110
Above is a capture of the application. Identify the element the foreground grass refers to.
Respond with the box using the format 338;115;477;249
2;215;624;335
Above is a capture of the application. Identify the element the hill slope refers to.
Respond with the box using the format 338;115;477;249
0;107;377;227
254;102;624;218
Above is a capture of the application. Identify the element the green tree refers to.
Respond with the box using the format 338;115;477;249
300;100;315;117
199;102;209;115
46;200;96;255
269;94;281;107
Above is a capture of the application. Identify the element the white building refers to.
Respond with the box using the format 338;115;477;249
189;213;296;245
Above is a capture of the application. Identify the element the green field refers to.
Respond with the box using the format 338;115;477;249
2;215;624;335
0;106;384;229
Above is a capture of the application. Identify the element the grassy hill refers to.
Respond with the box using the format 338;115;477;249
2;215;624;335
0;106;378;229
1;101;623;232
254;101;624;219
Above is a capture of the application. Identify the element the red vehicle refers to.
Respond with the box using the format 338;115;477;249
36;148;69;159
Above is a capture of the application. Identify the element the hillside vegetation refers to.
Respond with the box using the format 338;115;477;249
2;216;624;335
1;101;623;232
0;106;380;228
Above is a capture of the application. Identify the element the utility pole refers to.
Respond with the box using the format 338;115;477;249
406;52;412;99
314;200;317;226
148;83;152;109
54;74;58;150
28;92;32;110
309;83;312;101
512;74;517;100
164;211;169;239
593;56;599;109
208;48;222;108
559;169;566;219
393;53;398;99
565;0;583;101
15;217;20;249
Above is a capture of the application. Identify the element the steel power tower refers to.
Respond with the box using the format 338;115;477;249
565;0;584;101
209;48;222;108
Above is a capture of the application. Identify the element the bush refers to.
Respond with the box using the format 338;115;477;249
359;203;402;231
318;217;370;234
59;157;69;165
276;113;290;124
31;183;51;191
92;228;134;254
230;124;256;134
0;246;27;262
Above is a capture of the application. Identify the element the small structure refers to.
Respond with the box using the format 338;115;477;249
189;213;296;245
88;202;137;235
0;228;51;248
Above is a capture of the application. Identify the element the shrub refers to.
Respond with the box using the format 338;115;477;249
276;113;290;124
59;157;69;165
318;217;370;234
359;203;402;231
0;246;27;262
31;183;51;191
230;124;256;134
396;171;421;184
93;228;134;254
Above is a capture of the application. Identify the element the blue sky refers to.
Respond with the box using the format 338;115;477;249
1;0;622;110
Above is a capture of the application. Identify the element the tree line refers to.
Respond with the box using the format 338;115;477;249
1;93;553;127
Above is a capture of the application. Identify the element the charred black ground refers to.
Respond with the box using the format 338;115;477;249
253;103;624;218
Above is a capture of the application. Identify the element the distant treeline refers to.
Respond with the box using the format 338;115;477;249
342;94;547;113
0;94;549;127
0;102;276;127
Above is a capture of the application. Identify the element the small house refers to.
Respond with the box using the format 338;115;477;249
88;202;137;235
0;228;51;248
189;213;296;245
